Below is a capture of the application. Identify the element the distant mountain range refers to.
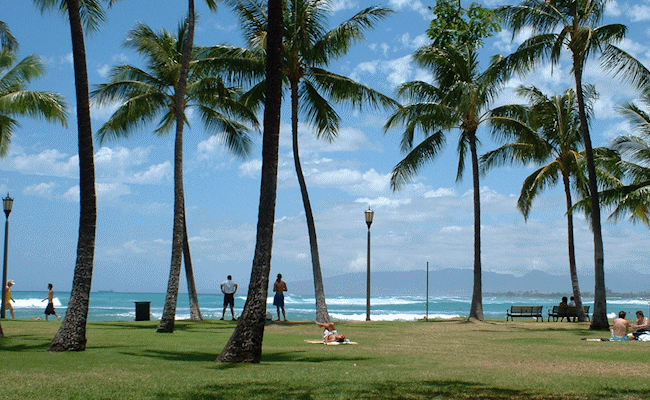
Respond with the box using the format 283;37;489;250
284;268;650;297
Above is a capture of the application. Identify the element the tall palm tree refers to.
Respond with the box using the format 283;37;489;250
92;21;257;333
385;44;507;320
34;0;116;352
497;0;628;330
217;0;284;364
227;0;396;323
0;50;68;156
482;85;597;322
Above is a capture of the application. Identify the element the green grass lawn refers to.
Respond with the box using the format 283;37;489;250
1;318;648;400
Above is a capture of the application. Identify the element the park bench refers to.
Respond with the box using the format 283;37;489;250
506;305;543;321
547;305;590;322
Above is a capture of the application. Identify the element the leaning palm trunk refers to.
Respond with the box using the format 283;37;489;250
217;0;284;363
157;0;195;333
183;216;202;321
290;80;330;323
468;132;483;320
562;174;586;322
49;0;97;352
573;65;607;330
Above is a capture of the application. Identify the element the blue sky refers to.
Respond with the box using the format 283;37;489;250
2;0;649;293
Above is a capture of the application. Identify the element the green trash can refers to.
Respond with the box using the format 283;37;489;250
135;301;151;321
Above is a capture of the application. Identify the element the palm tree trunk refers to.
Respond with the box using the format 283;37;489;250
157;0;195;333
290;79;331;324
468;131;483;320
183;215;202;321
573;64;608;330
217;0;284;363
562;173;586;322
49;0;97;352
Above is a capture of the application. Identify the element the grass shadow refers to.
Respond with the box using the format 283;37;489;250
160;378;584;400
121;348;219;363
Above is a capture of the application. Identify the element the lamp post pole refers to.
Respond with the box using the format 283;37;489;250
1;194;13;319
365;208;374;321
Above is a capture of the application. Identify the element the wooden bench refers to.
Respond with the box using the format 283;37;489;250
547;305;590;322
506;305;543;321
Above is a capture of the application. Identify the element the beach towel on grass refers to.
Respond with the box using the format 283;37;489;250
304;339;357;345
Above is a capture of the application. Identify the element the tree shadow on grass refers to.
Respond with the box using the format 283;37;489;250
119;349;219;363
155;378;590;400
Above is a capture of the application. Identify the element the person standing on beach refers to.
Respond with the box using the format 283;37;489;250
273;273;288;321
220;275;238;321
42;283;60;321
4;280;15;319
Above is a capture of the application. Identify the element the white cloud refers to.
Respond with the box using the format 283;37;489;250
424;188;457;198
23;182;57;198
329;0;358;13
239;159;262;178
628;4;650;22
387;0;430;19
128;162;171;184
11;149;78;178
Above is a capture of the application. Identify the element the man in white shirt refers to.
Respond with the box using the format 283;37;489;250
220;275;238;320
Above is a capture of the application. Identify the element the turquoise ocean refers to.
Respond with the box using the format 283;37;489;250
7;291;650;322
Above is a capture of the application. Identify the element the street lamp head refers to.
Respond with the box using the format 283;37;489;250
2;194;12;218
365;207;374;229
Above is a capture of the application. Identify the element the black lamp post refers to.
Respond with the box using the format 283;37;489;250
1;193;13;319
365;207;374;321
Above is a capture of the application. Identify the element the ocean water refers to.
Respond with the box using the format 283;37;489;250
6;291;650;322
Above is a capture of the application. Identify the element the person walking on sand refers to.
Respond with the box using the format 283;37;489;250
220;275;238;321
42;283;60;321
4;279;15;319
273;273;288;321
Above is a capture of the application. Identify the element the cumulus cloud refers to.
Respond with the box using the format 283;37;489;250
23;182;57;198
387;0;430;19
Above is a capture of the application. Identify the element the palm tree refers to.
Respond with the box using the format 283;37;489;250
91;21;257;333
0;50;68;156
0;22;18;52
34;0;115;352
385;44;508;320
0;30;67;340
217;0;284;364
482;85;597;322
497;0;628;330
578;92;650;225
228;0;396;323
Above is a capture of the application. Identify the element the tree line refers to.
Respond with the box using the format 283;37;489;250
2;0;649;363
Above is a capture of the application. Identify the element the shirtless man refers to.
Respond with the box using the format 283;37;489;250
317;321;346;343
610;311;631;341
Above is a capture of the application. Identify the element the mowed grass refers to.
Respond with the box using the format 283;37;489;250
1;318;649;400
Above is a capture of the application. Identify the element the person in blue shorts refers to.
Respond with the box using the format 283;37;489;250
273;273;288;321
610;311;631;341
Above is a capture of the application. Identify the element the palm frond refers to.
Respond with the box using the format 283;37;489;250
390;131;446;191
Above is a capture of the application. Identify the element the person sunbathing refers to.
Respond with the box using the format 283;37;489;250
317;321;346;343
610;311;631;341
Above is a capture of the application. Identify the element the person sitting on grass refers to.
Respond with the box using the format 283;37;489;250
317;321;346;343
610;311;631;341
630;310;650;340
